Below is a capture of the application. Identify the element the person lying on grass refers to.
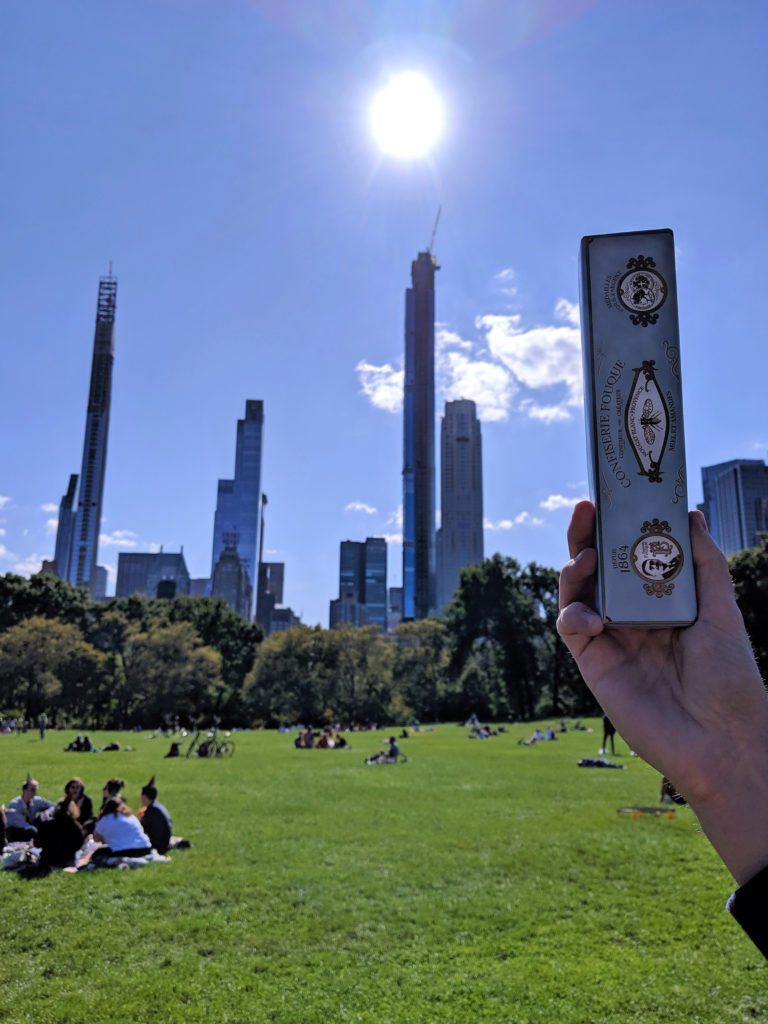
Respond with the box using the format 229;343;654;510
557;501;768;957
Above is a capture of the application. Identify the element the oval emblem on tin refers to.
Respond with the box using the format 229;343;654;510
625;360;669;483
631;527;683;597
618;255;667;326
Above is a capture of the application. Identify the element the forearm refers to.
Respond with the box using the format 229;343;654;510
689;740;768;886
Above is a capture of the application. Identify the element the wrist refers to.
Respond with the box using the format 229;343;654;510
691;741;768;886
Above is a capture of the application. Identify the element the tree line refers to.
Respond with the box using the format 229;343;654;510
2;539;765;729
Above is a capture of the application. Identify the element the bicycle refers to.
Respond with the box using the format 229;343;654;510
185;728;235;758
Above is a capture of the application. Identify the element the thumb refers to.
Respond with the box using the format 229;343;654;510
689;510;741;626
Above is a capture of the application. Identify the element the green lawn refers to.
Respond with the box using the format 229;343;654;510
1;722;765;1023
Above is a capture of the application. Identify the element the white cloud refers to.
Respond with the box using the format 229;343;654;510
104;563;117;585
437;330;515;422
540;494;585;512
358;294;581;427
495;267;518;296
477;300;583;421
381;532;403;545
13;553;44;576
148;542;162;554
484;512;545;530
46;518;59;534
99;530;138;548
0;544;15;560
356;360;403;413
0;496;11;510
345;501;376;515
386;505;403;528
40;503;58;513
0;528;5;537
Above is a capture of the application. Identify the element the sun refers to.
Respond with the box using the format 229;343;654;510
370;72;443;159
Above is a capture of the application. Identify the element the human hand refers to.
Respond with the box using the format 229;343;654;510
557;500;768;883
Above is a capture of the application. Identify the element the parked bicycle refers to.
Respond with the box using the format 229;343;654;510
185;728;235;759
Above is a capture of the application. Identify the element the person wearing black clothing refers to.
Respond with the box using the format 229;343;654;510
138;776;172;854
37;799;86;868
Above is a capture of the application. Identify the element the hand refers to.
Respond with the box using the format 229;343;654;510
557;500;768;884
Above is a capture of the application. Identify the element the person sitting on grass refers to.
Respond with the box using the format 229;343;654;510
94;797;152;859
37;798;87;869
100;777;125;812
63;777;95;834
5;775;55;843
138;776;172;854
386;736;400;761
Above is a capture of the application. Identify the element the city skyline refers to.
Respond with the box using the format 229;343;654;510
3;3;768;628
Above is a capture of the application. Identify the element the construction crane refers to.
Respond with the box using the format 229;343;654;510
427;205;442;255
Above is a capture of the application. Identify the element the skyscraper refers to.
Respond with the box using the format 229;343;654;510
54;274;117;595
436;399;484;609
116;550;191;599
699;459;768;555
329;537;387;630
256;562;284;637
210;400;264;619
402;250;438;620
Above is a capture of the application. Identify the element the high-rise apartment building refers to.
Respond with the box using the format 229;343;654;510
116;550;191;599
329;537;387;630
436;399;484;609
699;459;768;555
256;562;284;637
210;400;264;619
402;250;438;620
54;275;117;596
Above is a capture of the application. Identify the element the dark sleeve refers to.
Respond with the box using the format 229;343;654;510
727;863;768;957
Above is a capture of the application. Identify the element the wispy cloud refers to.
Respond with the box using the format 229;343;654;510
40;502;58;513
0;496;11;510
484;511;545;530
0;544;15;560
495;267;517;297
45;518;59;534
381;532;403;545
356;360;403;413
539;493;586;512
345;501;376;515
13;553;43;575
386;505;403;528
99;530;138;548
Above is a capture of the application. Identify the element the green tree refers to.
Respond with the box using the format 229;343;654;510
121;620;222;727
0;572;94;635
0;616;107;723
392;619;449;721
729;537;768;680
443;555;542;720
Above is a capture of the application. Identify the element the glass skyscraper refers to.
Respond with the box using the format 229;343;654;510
699;459;768;556
210;400;264;619
55;275;117;596
436;399;484;609
329;537;387;630
402;250;438;620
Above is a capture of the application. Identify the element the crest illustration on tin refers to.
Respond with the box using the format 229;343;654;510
618;255;668;327
630;519;684;597
624;360;669;483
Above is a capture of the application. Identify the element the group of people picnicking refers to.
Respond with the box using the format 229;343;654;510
293;726;351;749
1;772;179;873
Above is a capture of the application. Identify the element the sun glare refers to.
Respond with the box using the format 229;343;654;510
370;72;443;159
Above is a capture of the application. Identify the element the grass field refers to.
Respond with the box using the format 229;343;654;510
1;721;765;1023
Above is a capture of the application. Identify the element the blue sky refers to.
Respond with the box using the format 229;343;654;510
2;0;767;627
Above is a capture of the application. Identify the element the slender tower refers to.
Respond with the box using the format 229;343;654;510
436;399;484;609
210;400;264;619
57;274;117;594
402;250;438;620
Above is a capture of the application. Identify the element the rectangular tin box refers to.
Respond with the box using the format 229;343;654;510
579;228;697;627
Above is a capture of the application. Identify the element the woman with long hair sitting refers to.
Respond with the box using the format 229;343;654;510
94;797;152;858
